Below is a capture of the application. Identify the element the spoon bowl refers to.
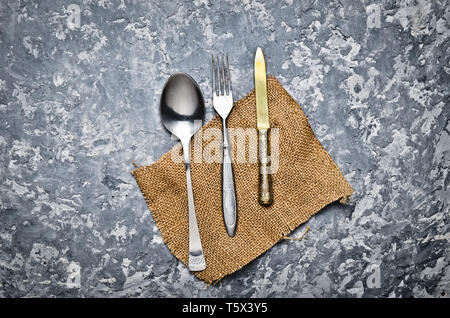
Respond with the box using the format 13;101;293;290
160;73;206;272
160;73;204;143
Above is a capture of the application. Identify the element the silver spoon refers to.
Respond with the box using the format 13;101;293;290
160;73;206;271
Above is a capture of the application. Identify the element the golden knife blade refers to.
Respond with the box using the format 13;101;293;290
255;48;270;130
254;47;273;206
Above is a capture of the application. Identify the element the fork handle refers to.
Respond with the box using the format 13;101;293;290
258;129;273;206
222;119;237;237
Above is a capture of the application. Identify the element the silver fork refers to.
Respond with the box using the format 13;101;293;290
212;54;237;237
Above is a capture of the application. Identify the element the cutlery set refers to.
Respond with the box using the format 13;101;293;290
160;48;272;272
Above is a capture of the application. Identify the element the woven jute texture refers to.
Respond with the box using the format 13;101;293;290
132;76;354;283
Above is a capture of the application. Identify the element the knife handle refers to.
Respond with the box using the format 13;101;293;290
258;129;273;206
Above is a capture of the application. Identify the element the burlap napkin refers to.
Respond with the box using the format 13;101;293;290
132;76;353;284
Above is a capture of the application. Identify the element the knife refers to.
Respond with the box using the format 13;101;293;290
254;47;273;206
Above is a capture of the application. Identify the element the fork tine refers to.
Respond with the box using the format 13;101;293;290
212;54;219;96
226;54;231;94
223;55;229;95
214;55;222;95
211;54;216;92
219;54;223;94
212;54;217;95
220;54;227;95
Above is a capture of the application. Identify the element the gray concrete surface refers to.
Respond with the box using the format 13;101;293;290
0;0;449;297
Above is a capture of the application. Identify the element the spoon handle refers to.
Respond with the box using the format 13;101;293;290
182;140;206;271
222;118;237;237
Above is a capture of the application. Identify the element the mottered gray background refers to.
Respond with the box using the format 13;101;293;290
0;0;449;297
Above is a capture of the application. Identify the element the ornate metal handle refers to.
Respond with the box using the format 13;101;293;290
182;139;206;271
258;129;273;206
222;119;237;237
